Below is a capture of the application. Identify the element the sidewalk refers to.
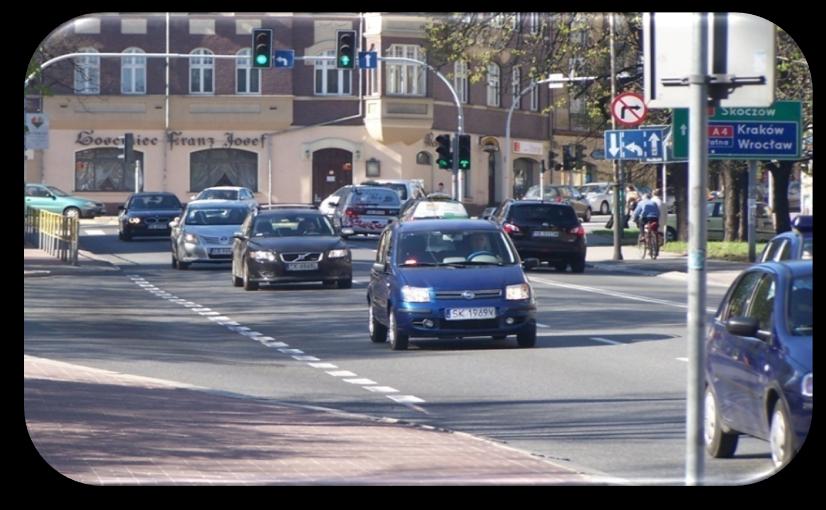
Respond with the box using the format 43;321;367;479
24;246;119;277
24;355;598;485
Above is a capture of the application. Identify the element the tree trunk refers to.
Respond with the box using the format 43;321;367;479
767;161;793;234
722;164;740;241
738;171;749;241
671;162;689;241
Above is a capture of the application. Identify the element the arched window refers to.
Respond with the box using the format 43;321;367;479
121;47;146;95
74;47;100;95
236;48;260;94
314;50;351;95
487;63;500;107
190;149;258;192
189;48;214;94
75;147;144;191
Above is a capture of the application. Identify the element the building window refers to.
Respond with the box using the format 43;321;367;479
487;63;500;107
530;82;539;111
570;93;588;130
314;50;352;96
387;44;425;96
190;149;258;192
511;66;521;109
367;64;379;96
74;48;100;95
121;47;146;95
528;13;540;34
189;48;214;94
454;60;468;104
235;48;260;95
75;148;143;191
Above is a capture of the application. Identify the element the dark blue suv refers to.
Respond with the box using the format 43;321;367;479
704;260;812;469
367;219;539;350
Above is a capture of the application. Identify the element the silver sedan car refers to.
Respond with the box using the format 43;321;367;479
170;200;252;269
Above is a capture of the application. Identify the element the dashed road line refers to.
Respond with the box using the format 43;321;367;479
590;337;624;346
343;378;378;385
327;370;358;377
675;357;689;363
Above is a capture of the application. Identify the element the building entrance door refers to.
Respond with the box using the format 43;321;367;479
312;148;353;204
513;158;537;199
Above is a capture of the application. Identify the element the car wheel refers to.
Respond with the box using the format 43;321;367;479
554;262;567;272
231;259;243;287
63;207;80;219
666;226;677;242
322;280;337;289
387;309;409;351
770;399;794;468
368;302;387;343
120;229;132;241
174;249;189;270
516;323;536;348
583;207;592;222
704;385;739;458
570;257;586;273
600;201;610;215
337;278;353;289
243;262;258;291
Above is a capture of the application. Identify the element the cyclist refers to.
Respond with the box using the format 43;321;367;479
632;192;661;245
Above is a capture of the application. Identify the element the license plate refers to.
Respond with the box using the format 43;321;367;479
148;223;167;230
366;210;385;215
287;261;318;271
533;230;558;238
210;248;232;256
445;307;496;321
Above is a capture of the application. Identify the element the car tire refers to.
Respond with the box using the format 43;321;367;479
516;323;536;348
570;257;586;273
243;262;258;291
338;278;353;289
600;201;610;215
583;207;592;222
322;280;337;289
174;249;189;270
231;260;243;287
368;303;388;343
63;207;80;219
387;309;409;351
171;253;177;269
704;385;739;458
120;230;132;242
770;399;794;468
554;262;567;272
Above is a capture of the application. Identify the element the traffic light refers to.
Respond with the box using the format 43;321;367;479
252;29;273;68
548;150;561;171
435;134;453;169
457;134;471;170
336;29;356;69
562;144;574;170
122;133;134;167
573;144;587;167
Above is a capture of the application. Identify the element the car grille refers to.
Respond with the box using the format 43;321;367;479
280;252;323;262
434;289;502;300
143;217;171;224
201;235;232;245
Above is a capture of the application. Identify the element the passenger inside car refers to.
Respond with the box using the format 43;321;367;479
298;218;321;235
399;234;431;265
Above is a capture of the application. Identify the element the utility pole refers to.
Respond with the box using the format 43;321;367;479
609;13;623;260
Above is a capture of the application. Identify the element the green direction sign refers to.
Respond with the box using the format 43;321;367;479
672;101;802;160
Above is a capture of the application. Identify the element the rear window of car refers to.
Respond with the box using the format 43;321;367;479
349;189;401;206
788;276;813;336
198;189;239;200
411;201;468;219
370;183;408;200
509;204;577;223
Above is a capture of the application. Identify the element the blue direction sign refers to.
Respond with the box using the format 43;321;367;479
358;51;377;69
274;50;294;68
603;128;665;160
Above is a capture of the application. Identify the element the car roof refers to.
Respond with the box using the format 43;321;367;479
187;199;248;208
752;260;812;278
131;191;178;197
256;207;323;216
510;200;573;208
200;186;246;191
395;218;499;232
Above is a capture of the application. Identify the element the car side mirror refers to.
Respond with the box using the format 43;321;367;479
372;262;389;274
522;257;540;270
725;316;760;338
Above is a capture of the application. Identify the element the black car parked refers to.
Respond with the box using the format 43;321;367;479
118;192;183;241
487;199;587;273
231;207;352;290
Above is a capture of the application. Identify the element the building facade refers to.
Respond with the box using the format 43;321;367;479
25;13;613;215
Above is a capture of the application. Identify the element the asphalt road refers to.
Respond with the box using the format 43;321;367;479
23;223;779;484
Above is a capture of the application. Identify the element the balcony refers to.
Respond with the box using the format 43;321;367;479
364;97;433;144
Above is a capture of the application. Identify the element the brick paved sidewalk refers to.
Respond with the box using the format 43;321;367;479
24;356;600;485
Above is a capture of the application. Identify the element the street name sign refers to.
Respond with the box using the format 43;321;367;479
274;50;295;68
672;100;801;160
604;128;665;160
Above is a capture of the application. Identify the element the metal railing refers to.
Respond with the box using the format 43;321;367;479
24;206;79;265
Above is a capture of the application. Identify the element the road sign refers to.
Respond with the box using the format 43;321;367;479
24;113;49;150
274;50;294;68
604;128;665;160
611;92;648;127
358;52;377;69
672;101;801;160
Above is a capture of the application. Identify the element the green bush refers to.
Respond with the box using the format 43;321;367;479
662;241;768;262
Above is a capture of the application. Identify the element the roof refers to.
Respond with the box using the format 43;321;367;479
187;199;249;208
753;260;813;278
256;207;323;216
131;191;178;197
395;218;499;233
199;186;248;191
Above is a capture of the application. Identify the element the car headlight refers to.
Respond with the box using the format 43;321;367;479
251;250;276;262
328;248;349;259
183;233;199;244
802;373;812;397
506;283;531;301
128;217;142;224
401;285;431;303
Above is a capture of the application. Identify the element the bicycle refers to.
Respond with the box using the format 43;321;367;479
637;219;660;260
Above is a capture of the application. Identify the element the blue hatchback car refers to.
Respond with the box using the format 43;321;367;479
704;260;812;468
759;215;813;263
367;219;539;350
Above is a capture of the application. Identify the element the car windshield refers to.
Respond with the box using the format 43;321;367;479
46;186;70;197
252;214;335;237
396;230;516;266
350;189;401;206
131;195;181;210
186;207;248;226
198;189;239;200
370;183;407;200
410;201;468;219
788;276;813;336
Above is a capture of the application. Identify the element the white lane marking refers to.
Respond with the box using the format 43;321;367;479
327;370;357;377
239;331;263;337
387;395;426;404
208;316;232;321
292;355;321;361
199;311;220;316
343;378;378;385
590;337;624;346
676;357;689;363
183;303;200;308
83;229;106;236
537;323;550;328
363;386;399;393
261;340;288;348
229;326;251;332
278;348;304;355
308;362;338;369
529;275;718;314
192;307;212;312
217;320;240;326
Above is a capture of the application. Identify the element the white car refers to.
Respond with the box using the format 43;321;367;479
578;182;615;216
169;199;252;269
319;185;354;218
360;179;426;205
190;186;258;210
